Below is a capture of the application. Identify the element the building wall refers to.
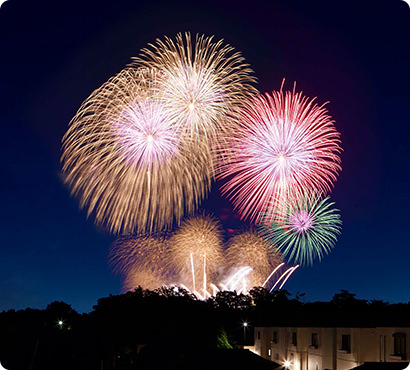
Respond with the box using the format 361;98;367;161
254;326;410;370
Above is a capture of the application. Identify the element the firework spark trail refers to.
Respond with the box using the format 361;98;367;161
62;68;212;234
261;194;342;265
217;84;342;225
110;232;298;297
270;265;300;292
132;32;258;150
226;266;253;293
225;230;283;289
169;214;224;293
262;262;285;288
277;265;299;290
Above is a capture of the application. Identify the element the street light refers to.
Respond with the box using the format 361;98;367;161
57;320;64;329
243;322;248;343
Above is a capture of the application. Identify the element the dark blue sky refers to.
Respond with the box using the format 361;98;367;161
1;0;409;313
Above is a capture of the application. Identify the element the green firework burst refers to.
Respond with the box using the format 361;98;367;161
260;195;342;266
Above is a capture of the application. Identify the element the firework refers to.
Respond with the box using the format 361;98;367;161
225;230;283;290
132;32;257;146
110;223;298;297
218;84;342;224
169;214;224;297
109;233;170;292
61;68;212;234
260;194;342;266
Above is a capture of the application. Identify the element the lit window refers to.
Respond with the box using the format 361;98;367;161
268;348;272;357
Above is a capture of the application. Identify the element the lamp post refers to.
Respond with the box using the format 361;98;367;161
243;322;248;344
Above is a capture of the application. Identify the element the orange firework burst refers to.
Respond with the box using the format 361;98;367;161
109;233;170;292
61;68;212;234
225;229;283;289
169;214;224;297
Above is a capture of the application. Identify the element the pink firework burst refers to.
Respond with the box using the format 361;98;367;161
218;83;342;224
113;98;180;170
289;210;314;233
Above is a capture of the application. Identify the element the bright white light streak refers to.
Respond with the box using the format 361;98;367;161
225;267;248;287
270;265;299;292
190;253;196;292
278;265;299;290
193;290;205;300
262;262;285;287
229;266;252;291
210;283;220;296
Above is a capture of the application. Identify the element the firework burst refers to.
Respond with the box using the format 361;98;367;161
109;233;170;292
169;214;224;297
225;229;283;290
61;68;212;234
218;84;342;224
132;32;257;146
260;194;342;266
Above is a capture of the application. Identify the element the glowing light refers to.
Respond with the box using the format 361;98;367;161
284;360;291;368
109;223;298;297
132;32;257;146
278;154;286;164
243;322;248;327
146;134;154;143
261;194;342;265
225;230;283;290
218;84;342;225
109;233;171;292
169;214;224;295
62;68;213;234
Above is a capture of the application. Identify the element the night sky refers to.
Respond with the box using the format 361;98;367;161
1;0;409;313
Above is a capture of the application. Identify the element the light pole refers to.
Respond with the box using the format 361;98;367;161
243;322;248;344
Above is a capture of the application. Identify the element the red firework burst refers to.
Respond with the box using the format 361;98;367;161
218;84;342;224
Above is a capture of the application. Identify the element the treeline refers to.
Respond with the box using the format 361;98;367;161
1;288;410;370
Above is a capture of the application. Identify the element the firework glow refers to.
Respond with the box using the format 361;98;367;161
169;214;224;297
132;32;257;146
225;230;282;289
62;32;344;300
260;194;342;266
218;83;342;224
61;68;213;234
109;217;295;297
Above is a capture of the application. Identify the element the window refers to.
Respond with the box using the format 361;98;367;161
341;334;351;353
393;333;406;359
311;333;319;348
291;332;297;346
272;331;278;343
268;348;272;357
257;330;261;340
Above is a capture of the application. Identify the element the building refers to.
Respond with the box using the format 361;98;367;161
253;326;410;370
